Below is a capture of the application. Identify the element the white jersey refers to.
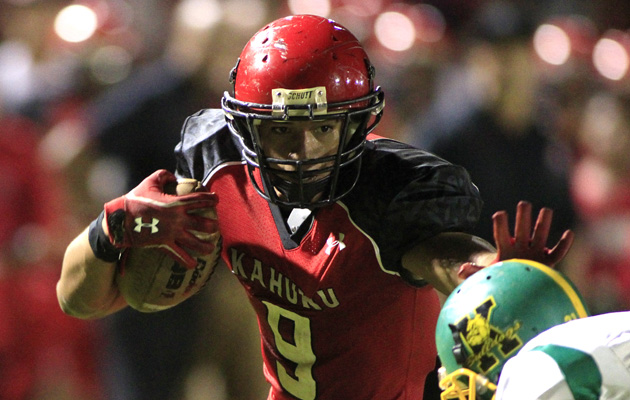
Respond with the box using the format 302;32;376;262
496;312;630;399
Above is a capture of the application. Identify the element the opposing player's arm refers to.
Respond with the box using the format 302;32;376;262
57;225;128;319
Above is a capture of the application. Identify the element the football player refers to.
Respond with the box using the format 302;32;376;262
436;259;630;399
57;15;573;399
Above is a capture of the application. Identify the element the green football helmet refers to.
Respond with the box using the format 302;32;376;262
435;259;590;400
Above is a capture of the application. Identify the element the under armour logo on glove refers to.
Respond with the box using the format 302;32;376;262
103;169;219;268
134;217;159;233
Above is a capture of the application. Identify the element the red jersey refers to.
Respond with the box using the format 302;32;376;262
175;109;482;399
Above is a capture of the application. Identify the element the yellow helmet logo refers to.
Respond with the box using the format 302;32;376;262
453;297;523;375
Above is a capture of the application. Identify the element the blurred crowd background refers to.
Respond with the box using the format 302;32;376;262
1;0;630;399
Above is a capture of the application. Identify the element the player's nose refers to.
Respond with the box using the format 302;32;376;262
288;130;314;160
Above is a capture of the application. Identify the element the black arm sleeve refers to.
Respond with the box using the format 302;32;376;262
344;138;483;275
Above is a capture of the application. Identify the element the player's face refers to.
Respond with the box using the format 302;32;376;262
258;119;343;182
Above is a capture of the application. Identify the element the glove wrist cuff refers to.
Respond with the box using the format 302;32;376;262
104;197;127;247
88;211;123;262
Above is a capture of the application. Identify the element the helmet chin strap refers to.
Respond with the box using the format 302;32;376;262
268;173;332;209
263;158;360;209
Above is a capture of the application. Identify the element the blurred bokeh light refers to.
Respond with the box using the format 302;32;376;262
287;0;331;17
54;4;98;43
374;11;416;52
593;31;630;81
534;23;572;66
176;0;222;30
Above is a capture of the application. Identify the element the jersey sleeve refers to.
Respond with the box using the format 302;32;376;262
174;108;242;182
346;137;483;276
496;351;574;399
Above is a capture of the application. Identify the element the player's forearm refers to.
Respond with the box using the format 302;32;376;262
402;232;497;295
57;227;127;319
416;251;496;295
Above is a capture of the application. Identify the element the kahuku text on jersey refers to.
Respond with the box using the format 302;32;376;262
229;248;340;310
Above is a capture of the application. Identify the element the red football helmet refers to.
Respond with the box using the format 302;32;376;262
222;14;385;208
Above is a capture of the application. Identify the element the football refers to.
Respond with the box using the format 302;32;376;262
115;178;221;313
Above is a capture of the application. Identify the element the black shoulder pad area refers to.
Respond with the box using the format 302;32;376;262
174;109;243;182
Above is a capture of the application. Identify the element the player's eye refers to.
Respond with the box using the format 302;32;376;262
316;124;339;135
319;125;332;133
270;126;291;134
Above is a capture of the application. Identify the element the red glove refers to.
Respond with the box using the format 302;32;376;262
458;201;574;280
104;169;218;268
492;200;574;267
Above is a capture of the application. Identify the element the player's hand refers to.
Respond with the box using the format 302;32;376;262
492;201;574;268
104;169;218;268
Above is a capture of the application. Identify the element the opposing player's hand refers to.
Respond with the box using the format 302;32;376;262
492;201;574;267
104;169;218;268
